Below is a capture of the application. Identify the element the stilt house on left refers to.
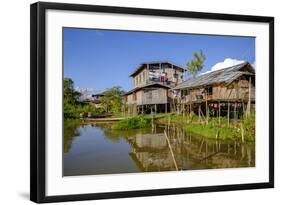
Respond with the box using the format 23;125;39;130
123;61;185;114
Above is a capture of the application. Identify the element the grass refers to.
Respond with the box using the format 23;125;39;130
111;111;255;142
183;124;240;140
112;116;151;130
156;112;255;142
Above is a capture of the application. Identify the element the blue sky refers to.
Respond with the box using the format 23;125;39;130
63;28;255;92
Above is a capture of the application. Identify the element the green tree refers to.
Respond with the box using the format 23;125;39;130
64;78;81;104
63;78;81;118
100;86;125;113
186;50;206;78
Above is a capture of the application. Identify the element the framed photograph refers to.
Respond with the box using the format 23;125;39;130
30;2;274;203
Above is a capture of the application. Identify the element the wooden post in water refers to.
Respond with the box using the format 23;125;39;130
246;76;252;118
240;123;245;143
164;130;178;171
216;129;220;140
205;91;209;125
234;102;237;121
227;102;230;127
218;101;221;125
199;105;201;122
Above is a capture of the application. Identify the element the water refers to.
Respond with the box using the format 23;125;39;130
63;120;255;176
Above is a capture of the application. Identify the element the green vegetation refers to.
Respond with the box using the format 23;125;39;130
156;113;255;142
186;49;206;78
183;124;239;140
112;116;151;130
63;119;81;153
100;86;125;114
64;78;98;118
63;78;126;119
241;112;255;141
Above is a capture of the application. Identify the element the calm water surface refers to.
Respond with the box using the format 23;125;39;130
63;120;255;176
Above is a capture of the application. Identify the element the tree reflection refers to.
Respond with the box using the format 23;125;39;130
63;120;81;153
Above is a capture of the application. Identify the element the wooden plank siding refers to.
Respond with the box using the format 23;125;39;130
125;87;168;105
179;79;255;104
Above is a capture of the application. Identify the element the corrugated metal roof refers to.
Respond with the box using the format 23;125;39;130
173;62;255;90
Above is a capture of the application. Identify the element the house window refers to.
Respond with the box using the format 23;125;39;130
133;92;137;101
206;87;213;95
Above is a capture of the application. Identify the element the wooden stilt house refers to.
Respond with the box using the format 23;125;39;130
124;61;185;114
173;62;255;119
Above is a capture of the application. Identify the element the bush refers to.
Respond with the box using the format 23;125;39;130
64;103;98;119
112;116;151;130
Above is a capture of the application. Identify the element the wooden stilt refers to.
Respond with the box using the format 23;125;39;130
240;123;245;143
164;130;178;171
234;102;237;121
205;89;209;124
218;101;221;125
199;105;201;122
246;76;252;117
227;102;230;127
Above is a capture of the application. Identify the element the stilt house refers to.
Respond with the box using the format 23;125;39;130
124;61;185;114
173;62;255;118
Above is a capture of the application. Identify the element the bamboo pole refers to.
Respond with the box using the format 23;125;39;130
246;76;252;118
240;123;245;143
234;102;237;121
216;129;220;140
164;130;178;171
218;101;221;125
199;105;201;122
205;89;209;124
227;102;230;127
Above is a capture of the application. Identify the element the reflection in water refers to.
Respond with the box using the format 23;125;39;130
63;121;255;176
64;120;81;153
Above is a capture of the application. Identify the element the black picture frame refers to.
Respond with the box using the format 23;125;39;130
30;1;274;203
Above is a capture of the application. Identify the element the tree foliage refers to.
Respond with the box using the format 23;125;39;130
100;86;125;113
63;78;98;118
186;50;206;78
63;78;81;105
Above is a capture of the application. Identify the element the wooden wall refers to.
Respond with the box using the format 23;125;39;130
125;87;168;105
133;66;184;88
180;77;255;103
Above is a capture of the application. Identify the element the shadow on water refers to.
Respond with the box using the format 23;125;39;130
63;120;255;176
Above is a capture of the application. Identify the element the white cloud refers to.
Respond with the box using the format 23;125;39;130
210;58;245;72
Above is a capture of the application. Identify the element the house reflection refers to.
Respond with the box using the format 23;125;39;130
126;126;255;172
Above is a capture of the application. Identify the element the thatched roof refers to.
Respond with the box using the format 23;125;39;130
124;83;171;96
173;62;255;90
130;61;185;77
